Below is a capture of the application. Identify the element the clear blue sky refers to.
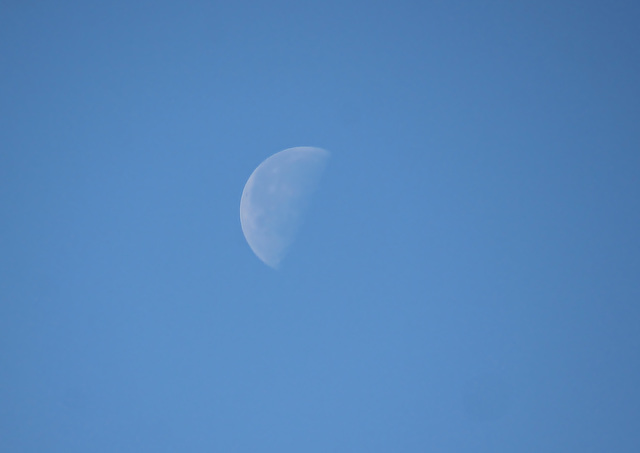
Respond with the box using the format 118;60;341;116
2;1;639;451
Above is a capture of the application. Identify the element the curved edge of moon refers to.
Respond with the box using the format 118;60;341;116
240;147;330;268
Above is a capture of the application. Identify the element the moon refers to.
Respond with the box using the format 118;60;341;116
240;146;330;268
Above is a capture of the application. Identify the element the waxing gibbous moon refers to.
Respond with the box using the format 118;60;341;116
240;147;330;268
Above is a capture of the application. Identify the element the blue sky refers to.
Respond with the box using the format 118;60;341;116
2;1;639;451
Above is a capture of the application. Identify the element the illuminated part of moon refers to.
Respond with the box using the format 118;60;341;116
240;147;330;268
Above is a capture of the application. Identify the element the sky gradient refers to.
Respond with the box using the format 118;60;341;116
2;1;639;451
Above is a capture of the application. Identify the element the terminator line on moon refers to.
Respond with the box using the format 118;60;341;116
240;147;330;268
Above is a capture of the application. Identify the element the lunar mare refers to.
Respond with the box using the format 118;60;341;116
240;147;330;268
